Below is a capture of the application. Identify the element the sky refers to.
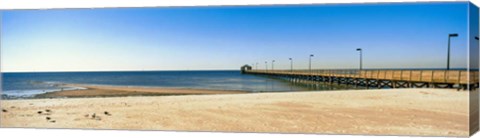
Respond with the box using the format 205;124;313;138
0;2;472;72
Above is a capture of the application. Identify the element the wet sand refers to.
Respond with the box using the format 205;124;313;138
35;84;247;98
0;88;470;136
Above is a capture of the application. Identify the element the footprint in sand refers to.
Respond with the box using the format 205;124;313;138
86;113;102;120
2;109;7;113
94;116;102;121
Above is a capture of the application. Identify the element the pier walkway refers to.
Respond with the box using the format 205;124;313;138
243;69;479;89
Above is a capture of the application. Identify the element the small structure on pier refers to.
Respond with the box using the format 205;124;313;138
240;65;252;74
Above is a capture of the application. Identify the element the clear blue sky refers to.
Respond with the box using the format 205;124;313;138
0;2;471;72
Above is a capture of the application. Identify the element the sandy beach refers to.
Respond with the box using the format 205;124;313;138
0;88;470;136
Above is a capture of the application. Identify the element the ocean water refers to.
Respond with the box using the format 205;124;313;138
1;70;358;98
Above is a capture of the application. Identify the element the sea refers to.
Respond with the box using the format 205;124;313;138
1;70;360;99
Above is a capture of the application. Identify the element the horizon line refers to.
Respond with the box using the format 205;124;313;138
0;69;243;73
1;67;475;73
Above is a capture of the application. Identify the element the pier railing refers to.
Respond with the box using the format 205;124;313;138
245;69;479;88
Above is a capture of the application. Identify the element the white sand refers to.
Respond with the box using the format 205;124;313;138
0;88;470;136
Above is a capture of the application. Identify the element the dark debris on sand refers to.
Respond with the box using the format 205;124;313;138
104;111;111;116
84;112;111;121
2;109;7;113
37;110;52;115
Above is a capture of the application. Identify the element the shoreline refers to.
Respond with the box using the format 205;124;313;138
31;84;248;99
3;83;363;100
0;88;471;136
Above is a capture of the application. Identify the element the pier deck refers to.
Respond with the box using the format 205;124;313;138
244;69;479;89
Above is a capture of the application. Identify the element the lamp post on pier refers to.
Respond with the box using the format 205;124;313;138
356;48;363;70
272;60;275;71
309;54;314;72
289;58;293;72
255;62;258;70
447;33;458;70
265;61;268;72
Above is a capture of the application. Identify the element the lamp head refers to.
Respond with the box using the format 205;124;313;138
356;48;362;51
449;34;458;37
310;54;314;57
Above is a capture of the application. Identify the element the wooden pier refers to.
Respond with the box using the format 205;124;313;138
244;69;479;90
